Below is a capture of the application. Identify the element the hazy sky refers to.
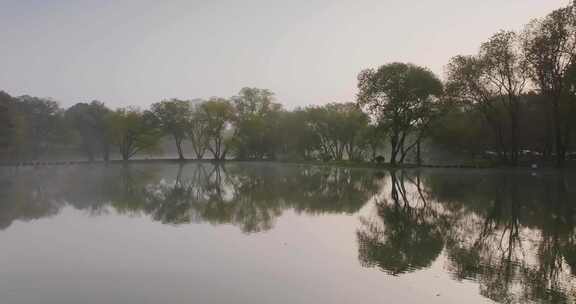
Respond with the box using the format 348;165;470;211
0;0;569;109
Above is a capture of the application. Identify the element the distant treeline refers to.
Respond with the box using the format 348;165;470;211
1;3;576;167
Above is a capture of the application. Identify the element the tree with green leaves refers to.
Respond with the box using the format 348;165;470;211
231;88;283;160
304;105;339;161
66;100;112;161
0;91;15;154
305;103;368;161
200;98;235;160
187;100;211;160
276;109;319;160
357;63;443;165
339;103;370;161
15;95;66;159
150;99;193;160
107;107;162;161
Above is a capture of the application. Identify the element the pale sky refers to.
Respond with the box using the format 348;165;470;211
0;0;569;109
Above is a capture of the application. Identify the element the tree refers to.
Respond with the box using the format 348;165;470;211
187;100;211;160
563;63;576;155
200;98;235;160
305;105;342;161
0;91;15;153
66;101;112;161
232;87;276;118
15;95;65;159
276;109;319;160
362;123;387;162
446;30;530;166
478;31;529;165
522;4;576;167
339;103;370;161
305;103;368;161
107;107;162;161
446;55;512;163
231;88;283;160
150;99;192;160
398;90;448;165
428;105;489;158
357;63;443;165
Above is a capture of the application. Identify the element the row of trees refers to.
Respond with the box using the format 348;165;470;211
444;3;576;167
2;3;576;166
0;88;379;162
357;3;576;167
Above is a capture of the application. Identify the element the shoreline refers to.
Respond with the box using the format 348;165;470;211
1;158;573;170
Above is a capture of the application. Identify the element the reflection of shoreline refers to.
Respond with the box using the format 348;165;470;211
0;163;380;233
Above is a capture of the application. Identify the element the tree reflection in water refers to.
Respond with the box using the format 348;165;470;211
357;170;446;275
357;169;576;303
0;164;575;303
0;163;380;233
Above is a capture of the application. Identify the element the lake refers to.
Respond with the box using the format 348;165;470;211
0;162;574;304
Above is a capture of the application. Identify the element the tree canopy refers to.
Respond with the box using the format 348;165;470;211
357;62;443;165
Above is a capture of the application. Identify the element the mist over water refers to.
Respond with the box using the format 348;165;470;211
0;163;574;303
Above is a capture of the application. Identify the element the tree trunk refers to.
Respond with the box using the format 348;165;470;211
174;135;185;161
399;148;407;163
175;164;184;187
553;98;565;168
510;108;519;166
398;133;408;164
102;142;110;162
390;134;398;166
121;139;130;161
85;142;95;162
195;150;204;160
193;141;205;160
416;138;422;166
494;125;508;164
542;103;552;160
177;142;184;160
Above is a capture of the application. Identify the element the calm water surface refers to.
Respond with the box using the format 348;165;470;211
0;163;575;304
